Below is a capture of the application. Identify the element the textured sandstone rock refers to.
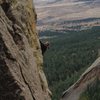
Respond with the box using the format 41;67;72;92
0;0;51;100
61;57;100;100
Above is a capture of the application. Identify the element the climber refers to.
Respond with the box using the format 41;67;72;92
40;41;50;55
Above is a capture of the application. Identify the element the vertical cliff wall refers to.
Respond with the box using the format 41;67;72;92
0;0;51;100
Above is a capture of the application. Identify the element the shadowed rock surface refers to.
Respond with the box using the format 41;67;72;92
61;57;100;100
0;0;51;100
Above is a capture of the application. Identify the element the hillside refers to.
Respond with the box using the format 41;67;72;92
40;26;100;100
62;57;100;100
34;0;100;31
35;1;100;99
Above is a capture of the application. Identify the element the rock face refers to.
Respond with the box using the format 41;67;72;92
0;0;51;100
61;57;100;100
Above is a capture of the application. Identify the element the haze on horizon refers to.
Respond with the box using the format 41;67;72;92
34;0;100;29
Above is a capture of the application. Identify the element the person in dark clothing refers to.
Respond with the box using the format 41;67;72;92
40;41;49;55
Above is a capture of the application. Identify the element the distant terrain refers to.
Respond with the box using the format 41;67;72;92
34;0;100;100
34;1;100;100
40;26;100;100
34;0;100;31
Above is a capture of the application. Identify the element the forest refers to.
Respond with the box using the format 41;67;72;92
39;26;100;100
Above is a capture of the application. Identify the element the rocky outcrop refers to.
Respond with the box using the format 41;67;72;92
0;0;51;100
61;57;100;100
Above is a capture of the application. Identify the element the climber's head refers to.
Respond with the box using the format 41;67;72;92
44;41;50;48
